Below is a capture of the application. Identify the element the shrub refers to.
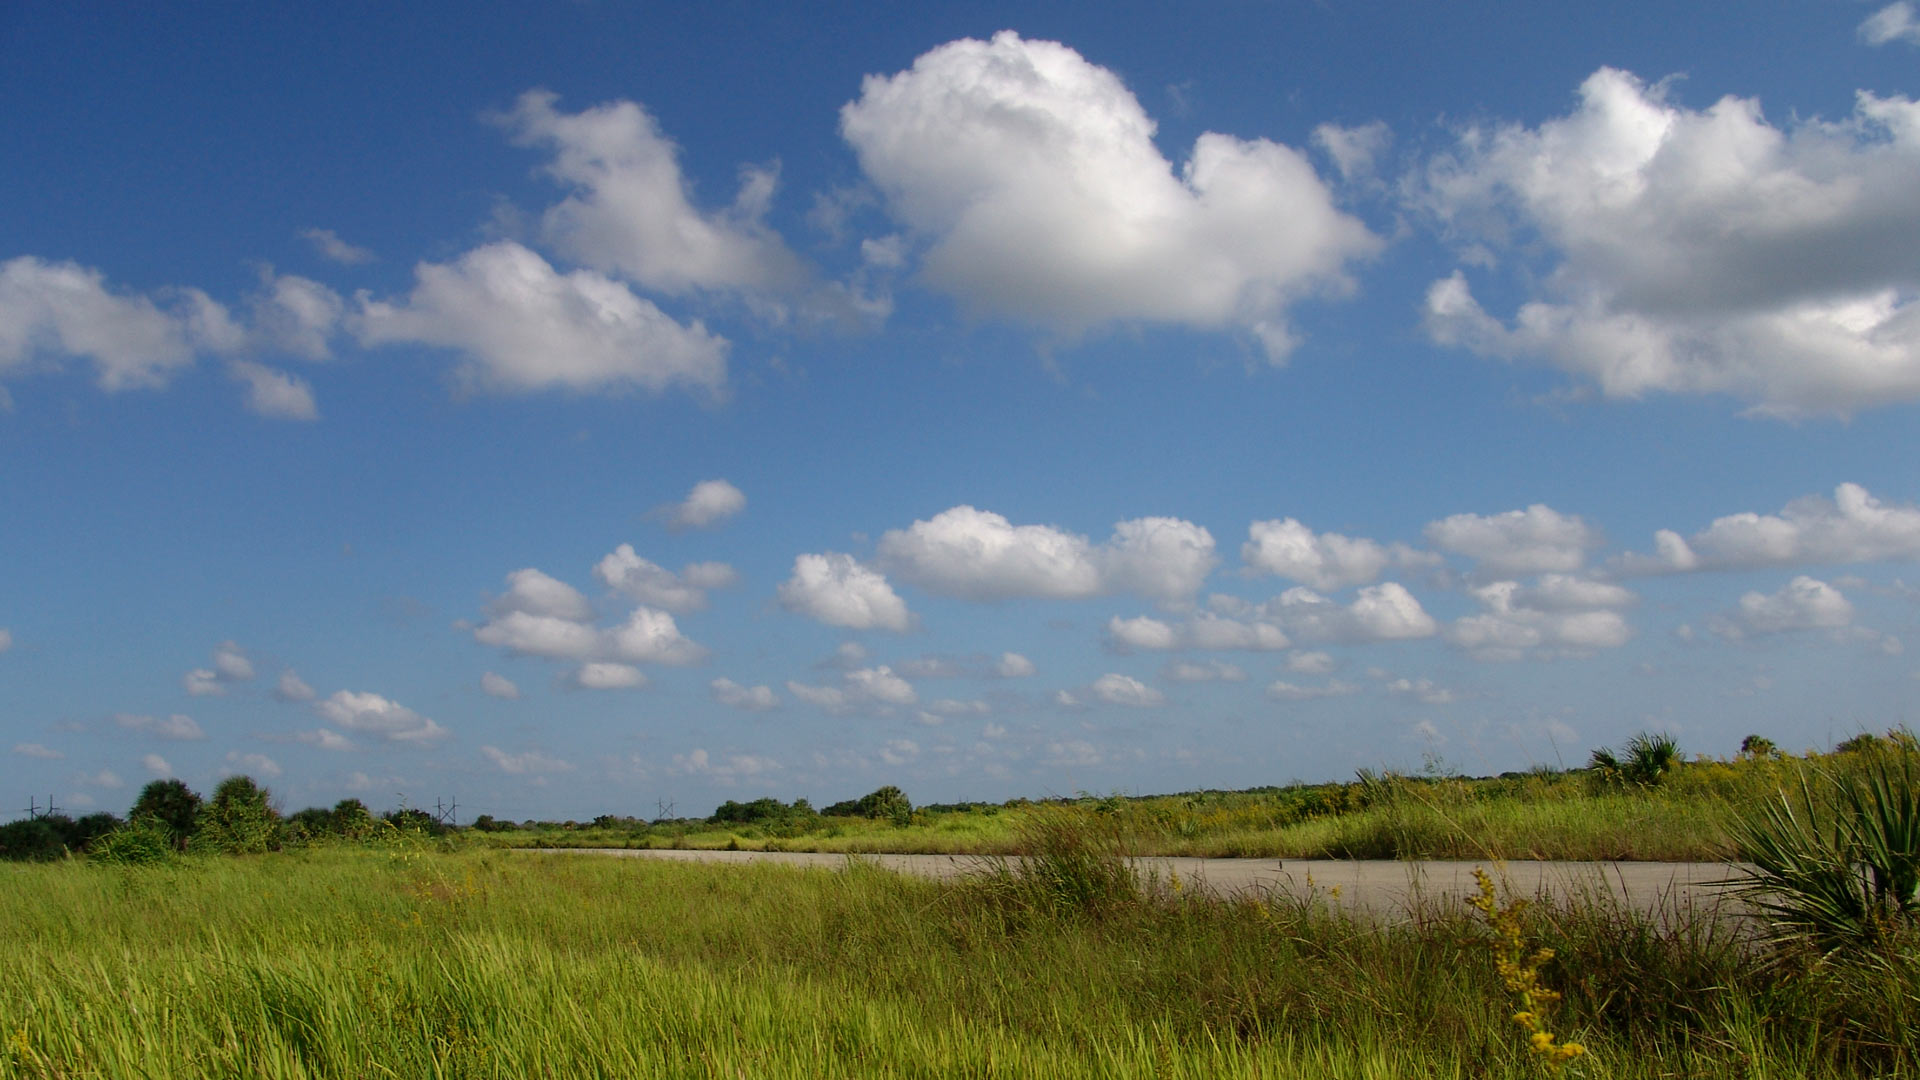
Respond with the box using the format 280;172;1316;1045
1740;734;1780;760
1726;745;1920;954
1589;732;1682;787
194;775;280;855
0;817;66;861
129;778;202;848
90;818;177;865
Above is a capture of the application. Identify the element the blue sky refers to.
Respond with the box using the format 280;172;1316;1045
4;2;1919;821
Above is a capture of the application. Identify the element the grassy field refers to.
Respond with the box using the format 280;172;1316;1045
5;836;1918;1078
482;748;1823;862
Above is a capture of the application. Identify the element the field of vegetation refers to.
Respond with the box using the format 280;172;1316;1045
470;732;1900;864
3;731;1916;1077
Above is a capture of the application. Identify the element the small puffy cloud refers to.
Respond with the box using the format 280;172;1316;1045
141;753;173;777
1425;505;1599;576
223;752;282;779
595;544;722;613
1619;484;1920;575
294;728;356;751
315;690;448;743
1265;583;1438;644
12;742;61;759
786;665;917;714
777;553;912;631
1161;659;1246;683
995;652;1036;678
274;670;317;703
496;90;816;302
489;568;597;622
85;768;125;789
603;607;707;666
0;256;209;391
710;677;779;711
1709;576;1856;639
1108;615;1179;651
182;668;223;697
1861;2;1920;46
1312;121;1393;184
114;712;206;741
354;241;729;397
302;228;376;265
1241;518;1434;590
666;479;746;531
840;32;1378;357
480;672;521;700
681;562;741;589
481;745;575;775
1386;678;1458;705
212;641;255;683
877;506;1215;606
1445;580;1634;661
570;662;648;690
1286;650;1336;675
670;747;780;784
248;271;344;360
926;697;992;716
474;610;601;660
228;360;317;420
1266;679;1359;701
1090;673;1166;707
898;655;963;679
1416;69;1920;417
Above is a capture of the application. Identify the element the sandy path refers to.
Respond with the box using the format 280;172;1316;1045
527;847;1751;919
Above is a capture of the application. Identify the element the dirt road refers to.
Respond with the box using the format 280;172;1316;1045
530;847;1751;919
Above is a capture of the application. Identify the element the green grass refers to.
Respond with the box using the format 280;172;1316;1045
5;840;1918;1077
487;750;1826;862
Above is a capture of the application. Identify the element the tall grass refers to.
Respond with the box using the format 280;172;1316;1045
5;841;1918;1077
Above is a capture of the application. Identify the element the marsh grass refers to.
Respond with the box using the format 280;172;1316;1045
5;840;1919;1078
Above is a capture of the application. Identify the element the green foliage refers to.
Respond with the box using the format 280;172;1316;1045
90;817;177;865
1740;734;1780;760
827;785;912;826
974;809;1141;922
1589;731;1682;787
193;775;280;855
1727;743;1920;954
130;778;202;847
0;812;121;861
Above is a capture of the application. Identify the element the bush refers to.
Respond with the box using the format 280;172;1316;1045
193;776;280;855
1589;732;1682;787
90;818;177;865
130;779;203;849
823;786;913;826
0;817;66;861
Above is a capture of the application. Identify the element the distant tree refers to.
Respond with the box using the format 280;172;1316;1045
1739;734;1779;760
130;778;203;848
0;817;67;861
196;775;280;854
823;786;913;825
331;798;374;838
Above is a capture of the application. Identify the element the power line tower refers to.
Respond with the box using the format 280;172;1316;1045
433;796;459;828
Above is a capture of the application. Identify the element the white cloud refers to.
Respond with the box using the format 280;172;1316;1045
248;271;343;361
571;662;648;690
274;670;316;703
1266;679;1359;701
85;768;125;789
666;479;746;530
1091;673;1165;707
1709;576;1856;638
926;697;992;716
1108;615;1179;651
1264;583;1439;644
877;506;1215;606
681;561;741;589
1418;69;1920;417
777;553;912;631
1386;678;1458;705
294;728;356;751
222;752;282;779
786;665;916;714
1312;121;1393;184
1285;650;1336;675
480;672;521;700
302;228;376;265
995;652;1036;678
710;677;779;711
497;90;816;303
603;607;707;666
474;610;601;659
0;256;210;390
1861;2;1920;46
1445;580;1634;661
670;747;780;784
229;360;318;420
140;753;173;777
315;690;448;743
182;669;223;696
1425;505;1599;576
1161;659;1247;682
11;742;61;759
1619;483;1920;575
1241;518;1434;590
594;544;722;612
114;712;206;741
212;641;255;683
840;32;1378;357
482;745;575;775
1108;610;1292;652
490;568;597;623
354;241;729;397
